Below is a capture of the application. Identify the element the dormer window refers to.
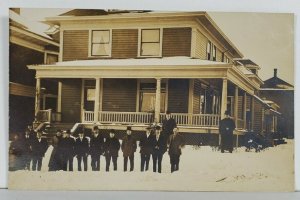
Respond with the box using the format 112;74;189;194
207;41;217;61
140;29;161;57
91;30;111;56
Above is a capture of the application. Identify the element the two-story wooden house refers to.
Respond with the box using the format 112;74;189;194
28;10;269;144
9;8;59;136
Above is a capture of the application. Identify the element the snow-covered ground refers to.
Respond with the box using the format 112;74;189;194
9;140;294;191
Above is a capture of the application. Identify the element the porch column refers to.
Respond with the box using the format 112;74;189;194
94;78;101;122
35;78;41;117
57;81;62;113
234;86;239;126
155;78;161;123
251;96;255;131
220;78;228;119
243;92;247;129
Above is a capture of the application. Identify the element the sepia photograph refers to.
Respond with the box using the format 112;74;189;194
8;8;294;191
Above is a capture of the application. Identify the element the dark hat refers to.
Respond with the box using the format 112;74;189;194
126;126;132;131
224;110;230;115
166;110;171;114
155;125;161;130
109;129;115;133
93;126;99;130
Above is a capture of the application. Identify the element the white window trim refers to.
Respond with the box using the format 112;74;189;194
88;29;112;58
138;28;163;58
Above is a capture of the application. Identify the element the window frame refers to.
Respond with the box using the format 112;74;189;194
138;28;163;57
89;29;112;57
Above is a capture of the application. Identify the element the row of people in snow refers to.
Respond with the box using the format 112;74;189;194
10;124;184;173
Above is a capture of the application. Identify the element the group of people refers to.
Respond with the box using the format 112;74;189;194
10;110;236;172
10;111;186;173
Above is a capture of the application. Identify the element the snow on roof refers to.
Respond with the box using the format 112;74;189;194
253;95;270;108
54;57;229;67
236;66;254;75
9;10;52;39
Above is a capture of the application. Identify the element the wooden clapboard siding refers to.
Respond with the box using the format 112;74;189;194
111;29;138;58
61;79;82;123
9;82;35;97
253;99;263;133
63;30;89;61
216;48;222;62
238;96;243;119
168;79;189;113
246;95;251;110
193;79;201;114
102;79;137;112
194;30;208;59
162;28;191;57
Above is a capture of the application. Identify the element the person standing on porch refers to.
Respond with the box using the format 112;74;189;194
90;126;104;171
31;131;48;171
219;110;236;153
167;127;185;173
151;126;167;173
75;130;89;171
121;126;137;172
162;111;177;137
139;126;154;172
104;129;120;171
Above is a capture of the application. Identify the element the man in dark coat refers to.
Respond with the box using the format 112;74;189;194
104;129;120;171
21;129;33;170
139;126;154;172
162;111;177;138
31;131;48;171
26;125;35;137
168;127;185;172
219;110;236;153
48;130;63;171
121;126;137;172
75;131;89;171
60;130;75;171
151;126;167;173
90;126;104;171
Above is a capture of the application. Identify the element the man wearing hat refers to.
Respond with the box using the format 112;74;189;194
75;129;89;171
31;131;48;171
139;126;154;172
162;111;177;138
121;126;137;172
22;129;33;170
219;110;236;153
151;125;167;173
167;127;185;172
90;126;104;171
104;129;120;171
60;130;75;171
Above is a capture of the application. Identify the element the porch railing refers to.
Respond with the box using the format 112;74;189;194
36;109;62;123
82;110;220;127
160;113;220;127
237;119;245;129
99;111;154;124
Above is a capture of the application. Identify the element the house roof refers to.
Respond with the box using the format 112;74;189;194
45;10;243;58
234;59;261;69
261;76;294;89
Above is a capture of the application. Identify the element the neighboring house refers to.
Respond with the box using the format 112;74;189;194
260;69;294;138
9;9;59;136
27;10;273;144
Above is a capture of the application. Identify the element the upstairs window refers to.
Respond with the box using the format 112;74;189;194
206;41;211;60
222;53;230;63
91;30;111;56
140;29;161;56
212;45;217;61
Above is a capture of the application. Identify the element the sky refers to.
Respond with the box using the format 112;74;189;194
20;9;294;84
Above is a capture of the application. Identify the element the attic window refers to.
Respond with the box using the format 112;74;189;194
140;29;161;56
91;30;111;56
206;41;211;60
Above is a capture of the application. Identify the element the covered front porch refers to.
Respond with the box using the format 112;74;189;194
29;57;260;136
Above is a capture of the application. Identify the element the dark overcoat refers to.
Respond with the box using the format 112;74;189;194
121;135;137;157
168;134;185;156
162;118;177;136
139;133;154;155
151;134;167;154
31;137;48;157
75;137;89;156
90;134;104;156
104;137;120;157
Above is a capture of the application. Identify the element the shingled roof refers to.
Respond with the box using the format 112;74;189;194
261;68;294;89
